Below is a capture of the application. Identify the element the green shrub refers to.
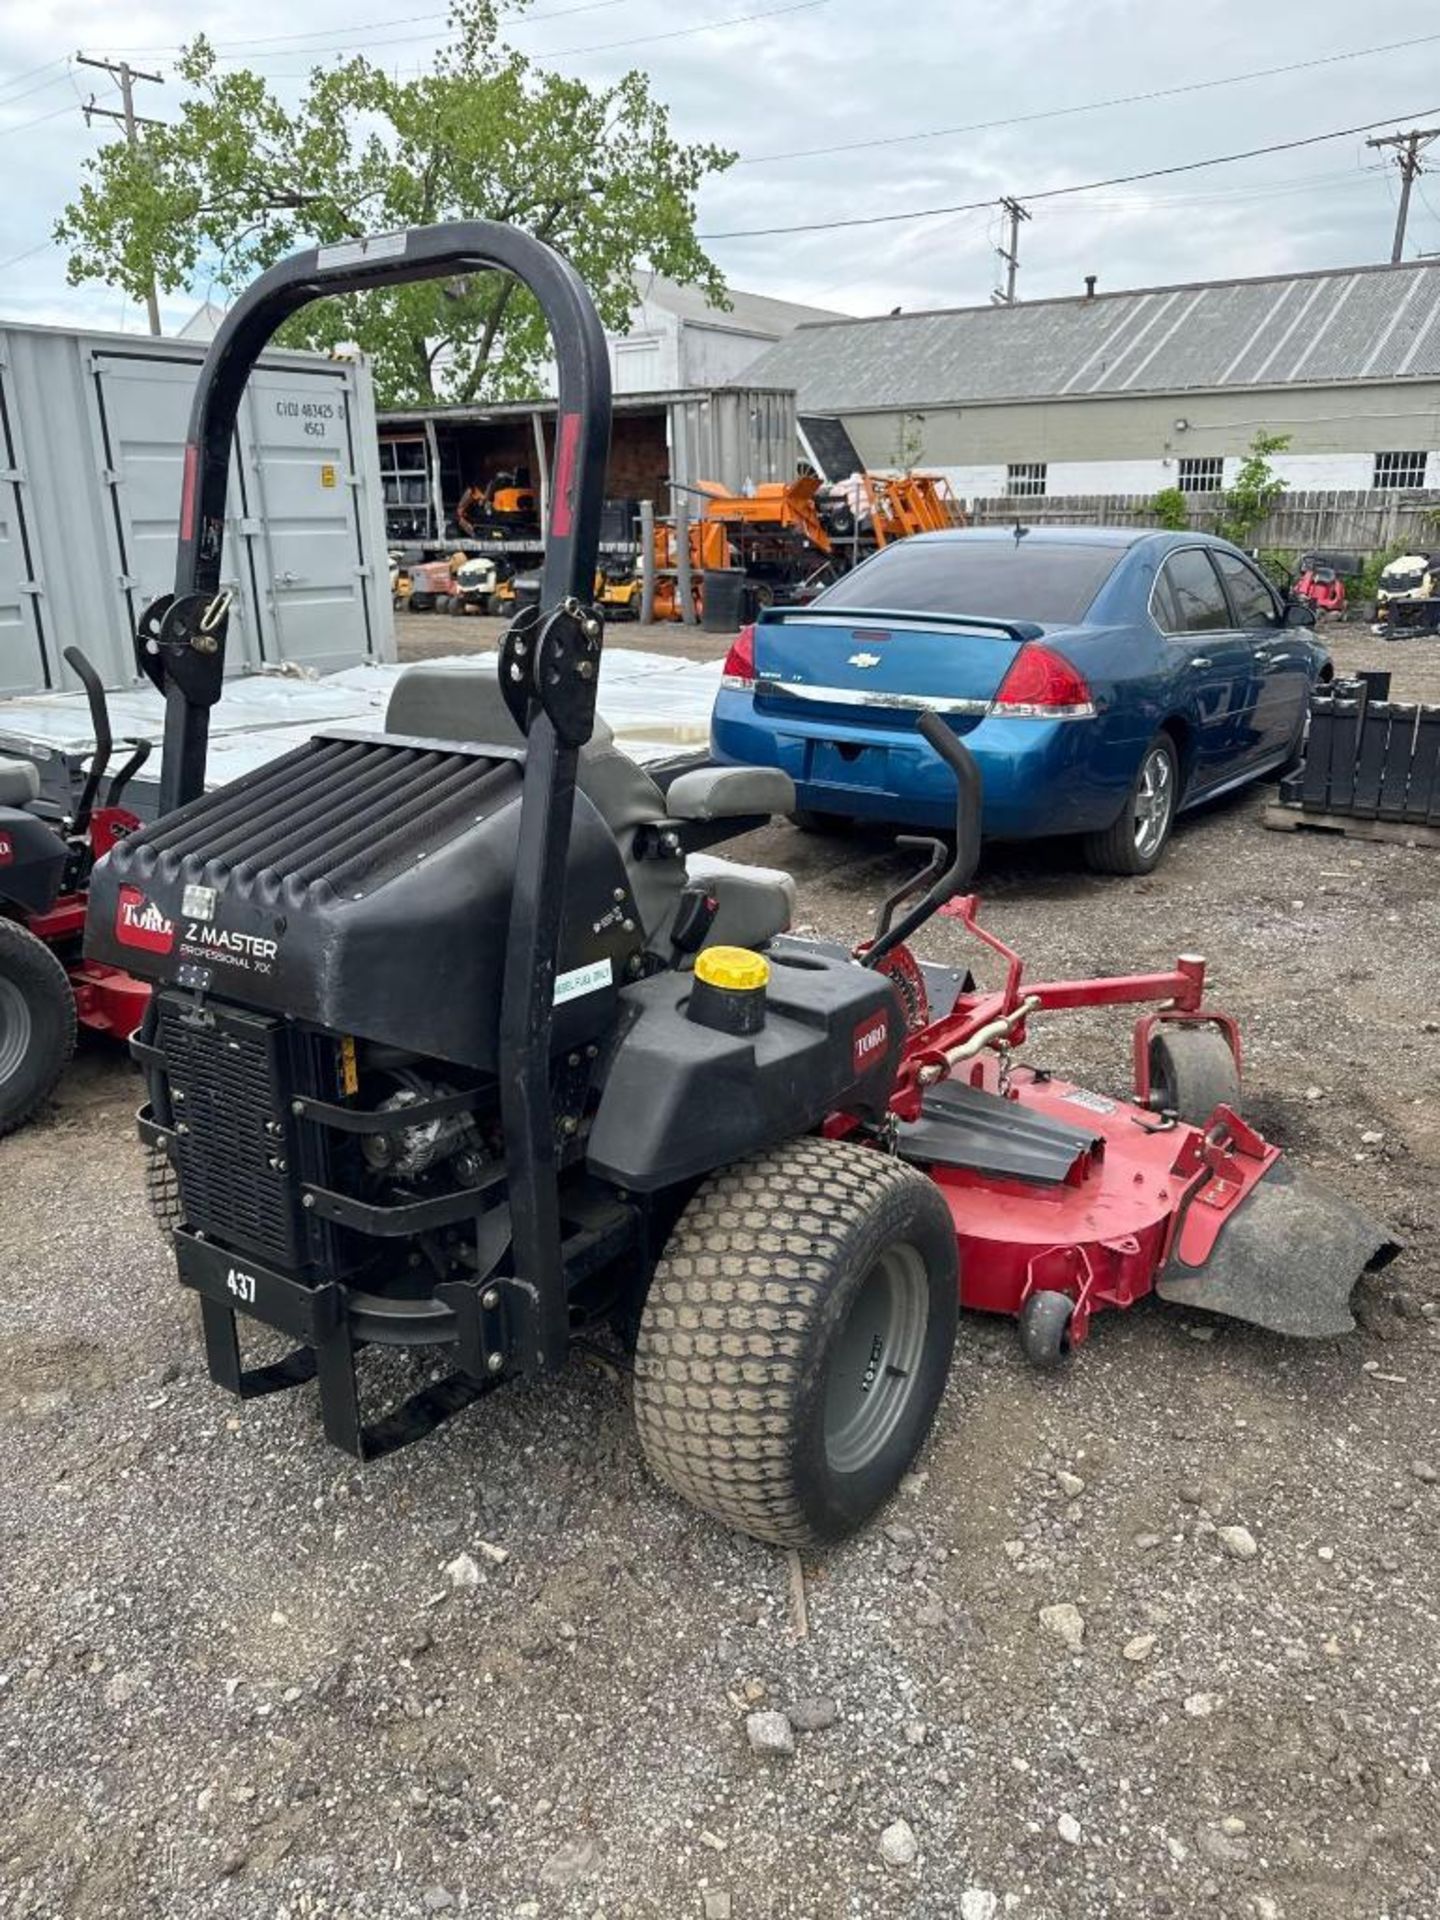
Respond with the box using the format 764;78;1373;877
1215;431;1290;546
1149;486;1189;531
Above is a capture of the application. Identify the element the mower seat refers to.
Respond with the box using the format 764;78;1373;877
0;755;41;808
383;664;794;955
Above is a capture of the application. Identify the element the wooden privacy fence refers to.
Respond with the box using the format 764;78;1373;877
968;489;1440;555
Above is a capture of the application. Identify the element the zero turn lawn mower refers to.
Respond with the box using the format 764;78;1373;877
0;648;151;1135
85;222;1396;1549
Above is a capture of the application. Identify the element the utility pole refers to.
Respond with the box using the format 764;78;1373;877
76;52;165;335
1366;127;1440;264
993;196;1031;306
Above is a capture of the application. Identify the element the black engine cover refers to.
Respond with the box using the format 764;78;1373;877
85;730;640;1069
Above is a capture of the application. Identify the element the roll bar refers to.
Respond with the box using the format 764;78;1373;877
139;222;614;1372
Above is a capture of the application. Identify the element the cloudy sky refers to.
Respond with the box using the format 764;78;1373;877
2;0;1438;334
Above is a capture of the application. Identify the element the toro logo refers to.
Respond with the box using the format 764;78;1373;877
851;1008;890;1075
0;832;12;866
115;885;176;954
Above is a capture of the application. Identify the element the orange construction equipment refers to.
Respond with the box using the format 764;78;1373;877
694;475;832;555
862;473;967;545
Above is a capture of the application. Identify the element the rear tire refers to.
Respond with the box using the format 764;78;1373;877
1082;733;1179;875
634;1137;958;1547
0;920;75;1137
1147;1026;1241;1127
144;1142;183;1237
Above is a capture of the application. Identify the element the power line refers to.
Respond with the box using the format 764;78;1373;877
222;0;828;69
0;91;111;138
0;62;78;109
0;238;55;273
700;105;1440;240
0;53;72;98
202;0;637;61
734;28;1440;166
1366;126;1440;260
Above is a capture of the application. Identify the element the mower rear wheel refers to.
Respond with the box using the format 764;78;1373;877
1019;1289;1074;1368
1147;1026;1241;1128
634;1137;958;1548
144;1143;183;1239
0;919;76;1137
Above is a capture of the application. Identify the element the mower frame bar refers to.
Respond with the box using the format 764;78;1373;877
154;221;613;1375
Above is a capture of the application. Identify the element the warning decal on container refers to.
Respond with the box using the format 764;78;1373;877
320;463;337;488
553;957;612;1006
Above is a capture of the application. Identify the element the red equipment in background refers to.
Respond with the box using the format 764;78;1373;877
0;647;150;1134
1293;550;1357;620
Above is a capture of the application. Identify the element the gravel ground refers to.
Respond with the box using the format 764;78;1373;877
3;623;1438;1920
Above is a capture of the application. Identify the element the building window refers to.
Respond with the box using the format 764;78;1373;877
1006;462;1047;498
1373;450;1429;490
1177;455;1224;494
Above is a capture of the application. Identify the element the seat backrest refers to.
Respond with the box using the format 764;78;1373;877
0;755;41;809
384;664;683;941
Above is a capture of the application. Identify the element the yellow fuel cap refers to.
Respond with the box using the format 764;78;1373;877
694;946;770;992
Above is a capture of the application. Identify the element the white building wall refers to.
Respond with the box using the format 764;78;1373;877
921;452;1422;504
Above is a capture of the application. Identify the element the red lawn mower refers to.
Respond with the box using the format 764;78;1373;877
0;648;151;1134
87;221;1396;1552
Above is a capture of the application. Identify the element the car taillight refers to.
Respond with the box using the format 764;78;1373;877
993;643;1094;717
721;622;756;690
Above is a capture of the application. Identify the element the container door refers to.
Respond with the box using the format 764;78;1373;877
242;367;376;673
0;360;48;693
90;350;263;673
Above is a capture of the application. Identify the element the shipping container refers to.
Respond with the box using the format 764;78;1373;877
0;321;393;697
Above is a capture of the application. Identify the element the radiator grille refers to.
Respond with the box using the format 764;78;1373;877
159;996;301;1265
116;734;517;901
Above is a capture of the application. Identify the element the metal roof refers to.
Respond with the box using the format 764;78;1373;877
740;260;1440;412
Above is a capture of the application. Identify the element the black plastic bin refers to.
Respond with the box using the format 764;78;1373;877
701;568;748;634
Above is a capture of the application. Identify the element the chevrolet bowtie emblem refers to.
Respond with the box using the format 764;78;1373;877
848;651;882;669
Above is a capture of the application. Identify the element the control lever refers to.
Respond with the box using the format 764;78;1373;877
860;712;982;969
669;883;720;967
62;645;114;838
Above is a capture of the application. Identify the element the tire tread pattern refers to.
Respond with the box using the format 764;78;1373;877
634;1136;952;1548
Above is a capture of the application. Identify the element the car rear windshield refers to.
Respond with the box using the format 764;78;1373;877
811;538;1124;625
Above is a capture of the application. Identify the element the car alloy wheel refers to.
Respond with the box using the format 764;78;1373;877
1132;743;1175;862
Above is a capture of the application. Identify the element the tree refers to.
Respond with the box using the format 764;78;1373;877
55;4;735;407
1215;431;1291;548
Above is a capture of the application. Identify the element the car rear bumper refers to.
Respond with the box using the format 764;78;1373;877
711;690;1127;837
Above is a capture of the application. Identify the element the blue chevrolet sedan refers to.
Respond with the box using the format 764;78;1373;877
710;526;1331;874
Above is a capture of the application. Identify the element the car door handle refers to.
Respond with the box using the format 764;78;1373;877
1189;656;1214;668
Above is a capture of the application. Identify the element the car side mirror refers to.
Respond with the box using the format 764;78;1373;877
1284;596;1318;629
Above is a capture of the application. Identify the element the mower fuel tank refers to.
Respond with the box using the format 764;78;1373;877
587;948;902;1190
83;729;642;1069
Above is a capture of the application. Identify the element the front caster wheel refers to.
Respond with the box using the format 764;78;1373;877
1019;1289;1074;1369
1147;1025;1241;1128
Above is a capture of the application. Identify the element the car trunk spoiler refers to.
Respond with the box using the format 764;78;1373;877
763;607;1046;645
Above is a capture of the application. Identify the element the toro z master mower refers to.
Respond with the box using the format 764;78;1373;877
85;223;1395;1548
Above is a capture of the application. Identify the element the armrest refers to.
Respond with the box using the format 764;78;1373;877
664;764;795;821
